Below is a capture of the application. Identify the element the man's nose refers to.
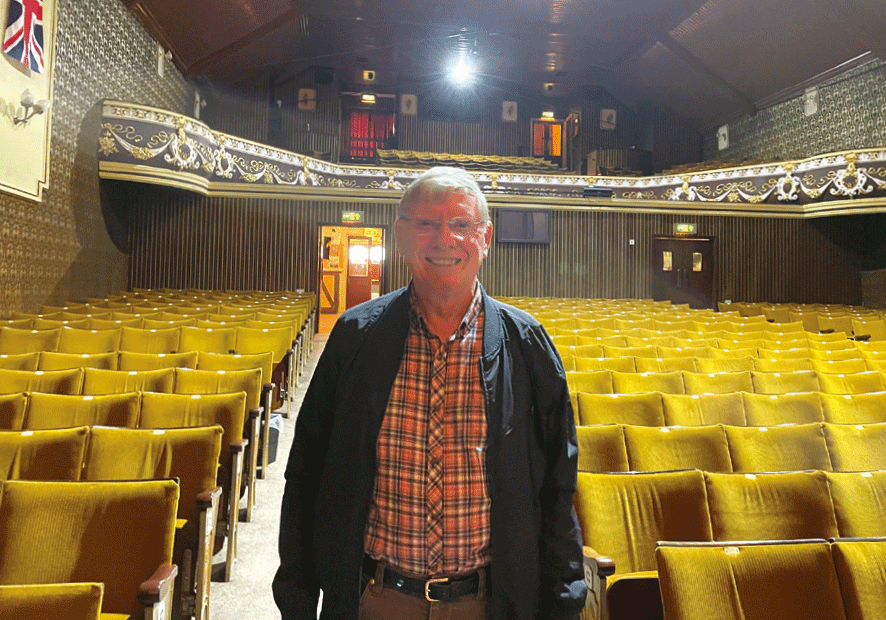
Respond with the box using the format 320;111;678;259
432;221;459;243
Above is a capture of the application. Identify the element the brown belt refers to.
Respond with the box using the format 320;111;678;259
362;555;487;603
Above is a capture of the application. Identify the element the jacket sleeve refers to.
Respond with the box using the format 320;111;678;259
528;325;587;620
272;321;346;619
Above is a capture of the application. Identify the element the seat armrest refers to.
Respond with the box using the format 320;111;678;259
196;486;223;509
248;406;261;420
230;439;247;453
583;546;615;620
137;563;178;606
584;545;616;578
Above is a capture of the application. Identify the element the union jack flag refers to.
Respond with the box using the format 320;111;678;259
3;0;44;73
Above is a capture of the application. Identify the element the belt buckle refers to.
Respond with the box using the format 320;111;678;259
424;577;449;602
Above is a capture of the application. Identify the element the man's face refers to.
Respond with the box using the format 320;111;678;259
395;191;493;296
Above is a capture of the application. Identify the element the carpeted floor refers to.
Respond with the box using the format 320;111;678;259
208;332;327;620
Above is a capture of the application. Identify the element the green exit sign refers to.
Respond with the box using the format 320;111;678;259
342;211;364;223
674;223;697;235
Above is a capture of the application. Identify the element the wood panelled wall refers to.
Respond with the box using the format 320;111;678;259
122;184;862;305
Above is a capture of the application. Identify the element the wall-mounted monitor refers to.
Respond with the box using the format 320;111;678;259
496;209;551;244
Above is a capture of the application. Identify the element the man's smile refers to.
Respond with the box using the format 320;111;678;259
425;257;462;266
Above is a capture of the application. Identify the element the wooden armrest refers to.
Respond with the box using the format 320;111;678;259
852;334;871;341
197;486;223;509
583;546;616;578
230;439;248;453
137;564;178;605
819;329;835;334
248;406;261;420
262;382;274;393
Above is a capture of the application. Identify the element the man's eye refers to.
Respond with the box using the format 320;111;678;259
452;221;472;230
416;220;436;229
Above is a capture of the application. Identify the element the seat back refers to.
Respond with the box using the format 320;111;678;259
0;426;89;480
704;471;838;541
820;392;886;424
683;371;753;395
661;393;746;426
196;351;274;385
24;393;140;429
826;471;886;538
0;328;61;354
118;351;198;371
818;372;886;395
725;423;832;473
234;326;292;362
38;352;118;371
656;540;846;620
832;538;886;620
119;327;181;354
81;368;175;395
0;353;40;371
0;394;28;430
752;371;821;394
56;328;122;354
0;582;104;619
577;392;664;426
174;367;262;411
575;425;628;472
178;327;238;355
742;392;824;425
0;479;178;617
0;369;83;395
83;425;223;524
624;425;732;472
823;423;886;472
575;470;712;574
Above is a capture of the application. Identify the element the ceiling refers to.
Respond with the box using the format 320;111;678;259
122;0;886;129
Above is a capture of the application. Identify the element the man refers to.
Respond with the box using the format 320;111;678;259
273;166;586;620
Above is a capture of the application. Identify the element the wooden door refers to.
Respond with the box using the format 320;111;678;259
346;237;372;309
651;236;716;309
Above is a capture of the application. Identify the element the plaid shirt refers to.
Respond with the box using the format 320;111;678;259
364;283;491;577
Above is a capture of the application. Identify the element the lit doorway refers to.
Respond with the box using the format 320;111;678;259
318;224;386;333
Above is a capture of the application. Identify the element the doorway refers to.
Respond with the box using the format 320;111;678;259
650;236;716;309
318;225;386;332
531;118;564;166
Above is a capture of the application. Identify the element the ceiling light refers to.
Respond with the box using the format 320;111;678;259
541;110;555;119
361;93;376;104
448;55;476;87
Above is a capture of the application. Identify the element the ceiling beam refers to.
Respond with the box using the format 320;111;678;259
658;34;758;118
185;6;304;78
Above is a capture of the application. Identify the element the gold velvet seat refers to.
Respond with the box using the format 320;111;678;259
655;539;846;620
0;327;61;354
56;327;122;354
577;392;664;426
820;392;886;424
0;368;83;396
119;327;181;355
178;326;238;355
832;538;886;620
575;425;629;473
0;582;104;619
682;371;753;395
0;426;89;480
724;423;832;473
704;470;838;541
823;423;886;471
611;371;685;395
24;392;141;430
817;371;886;394
83;426;223;620
0;352;40;371
634;357;696;373
751;370;821;394
38;351;118;371
741;392;824;425
0;479;179;619
118;351;198;371
138;391;247;582
661;393;747;426
81;368;176;395
624;425;732;472
695;356;755;373
826;471;886;538
577;469;712;620
575;357;636;372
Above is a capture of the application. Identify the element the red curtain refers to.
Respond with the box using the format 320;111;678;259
347;111;393;160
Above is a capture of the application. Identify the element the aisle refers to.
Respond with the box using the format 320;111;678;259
209;332;327;620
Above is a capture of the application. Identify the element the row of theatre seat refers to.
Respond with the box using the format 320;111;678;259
497;296;886;620
0;288;316;620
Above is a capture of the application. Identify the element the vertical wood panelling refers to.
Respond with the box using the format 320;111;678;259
126;185;862;306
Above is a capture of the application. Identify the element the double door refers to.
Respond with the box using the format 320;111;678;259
650;236;716;309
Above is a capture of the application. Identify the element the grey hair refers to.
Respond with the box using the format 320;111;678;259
398;166;490;222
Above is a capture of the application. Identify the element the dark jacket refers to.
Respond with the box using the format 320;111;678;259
273;285;586;620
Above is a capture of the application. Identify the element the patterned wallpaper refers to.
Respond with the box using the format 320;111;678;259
0;0;191;316
704;58;886;162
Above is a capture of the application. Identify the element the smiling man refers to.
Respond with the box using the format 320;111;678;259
274;167;586;620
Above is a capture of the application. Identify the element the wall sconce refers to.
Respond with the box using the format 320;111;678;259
361;93;376;104
13;89;51;125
